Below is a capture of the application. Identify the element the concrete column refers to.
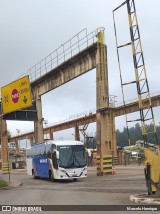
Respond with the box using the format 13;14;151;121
75;124;80;141
50;129;54;140
96;38;109;110
29;136;34;146
0;119;10;174
34;95;44;143
112;112;117;158
96;32;117;176
96;111;117;175
15;140;19;153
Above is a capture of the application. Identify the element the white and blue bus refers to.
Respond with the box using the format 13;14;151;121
26;140;87;180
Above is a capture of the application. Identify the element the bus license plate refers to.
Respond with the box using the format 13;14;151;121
72;174;77;177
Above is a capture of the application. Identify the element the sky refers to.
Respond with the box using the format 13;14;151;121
0;0;160;142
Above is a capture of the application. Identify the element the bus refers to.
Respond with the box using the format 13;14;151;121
26;140;87;180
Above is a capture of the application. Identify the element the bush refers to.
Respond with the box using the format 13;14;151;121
0;179;8;188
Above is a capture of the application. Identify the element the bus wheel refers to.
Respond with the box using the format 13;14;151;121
32;169;38;179
32;169;35;178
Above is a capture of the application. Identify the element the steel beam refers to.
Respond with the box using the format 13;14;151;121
10;94;160;142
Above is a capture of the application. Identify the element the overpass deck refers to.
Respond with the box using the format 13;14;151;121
10;93;160;142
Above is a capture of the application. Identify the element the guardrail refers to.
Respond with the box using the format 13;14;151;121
115;91;160;107
26;27;105;83
11;109;96;138
1;27;105;98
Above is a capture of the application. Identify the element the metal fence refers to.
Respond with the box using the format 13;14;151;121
27;27;105;83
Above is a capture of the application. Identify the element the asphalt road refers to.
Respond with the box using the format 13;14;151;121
0;165;154;214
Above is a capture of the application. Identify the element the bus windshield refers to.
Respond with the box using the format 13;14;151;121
57;145;86;168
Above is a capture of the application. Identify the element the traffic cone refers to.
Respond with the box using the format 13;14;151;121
112;166;116;175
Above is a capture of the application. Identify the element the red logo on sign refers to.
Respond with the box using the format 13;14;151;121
11;89;19;103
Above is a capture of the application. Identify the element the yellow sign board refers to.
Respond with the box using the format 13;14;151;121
1;75;32;114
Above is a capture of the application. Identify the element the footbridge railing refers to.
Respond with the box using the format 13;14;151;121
26;27;105;83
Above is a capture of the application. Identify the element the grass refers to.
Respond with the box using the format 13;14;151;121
0;179;8;188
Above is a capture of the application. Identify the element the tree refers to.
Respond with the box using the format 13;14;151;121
116;122;159;147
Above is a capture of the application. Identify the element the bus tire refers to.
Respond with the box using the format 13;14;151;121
32;169;38;179
32;169;35;178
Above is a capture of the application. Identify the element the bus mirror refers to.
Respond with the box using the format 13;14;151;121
56;151;59;160
87;149;91;157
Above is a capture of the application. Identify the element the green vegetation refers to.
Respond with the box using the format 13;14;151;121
0;179;8;188
116;123;160;147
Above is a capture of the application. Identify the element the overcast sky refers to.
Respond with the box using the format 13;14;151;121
1;0;160;139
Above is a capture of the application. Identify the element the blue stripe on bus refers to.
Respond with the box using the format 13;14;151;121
31;142;45;147
33;157;50;178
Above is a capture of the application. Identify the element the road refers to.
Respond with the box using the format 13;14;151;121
0;165;153;213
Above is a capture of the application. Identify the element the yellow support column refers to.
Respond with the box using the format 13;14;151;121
34;94;44;143
144;148;160;194
0;119;10;174
103;155;112;174
96;30;117;176
15;140;19;153
96;155;101;176
50;129;54;140
2;162;10;174
75;124;80;141
29;136;34;146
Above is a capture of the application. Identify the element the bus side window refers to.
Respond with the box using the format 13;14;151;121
52;151;58;170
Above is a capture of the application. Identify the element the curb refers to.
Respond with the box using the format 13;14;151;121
0;181;22;190
130;194;160;205
9;181;23;188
